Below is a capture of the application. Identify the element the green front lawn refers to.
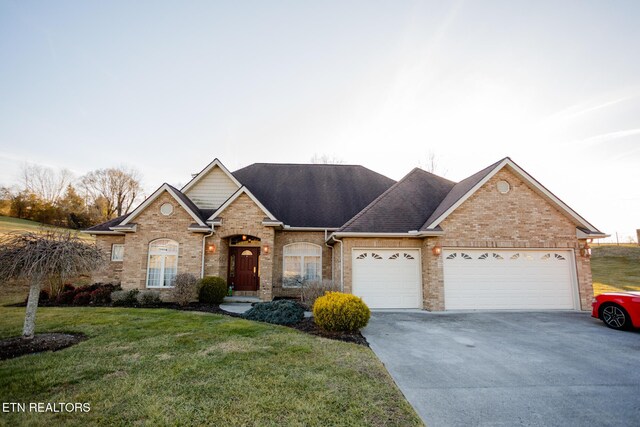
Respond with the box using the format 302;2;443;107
591;245;640;295
0;307;423;426
0;215;93;241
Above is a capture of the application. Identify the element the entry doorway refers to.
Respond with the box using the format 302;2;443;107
228;246;259;291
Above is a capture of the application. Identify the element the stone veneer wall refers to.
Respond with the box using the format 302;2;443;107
93;235;125;283
271;231;333;298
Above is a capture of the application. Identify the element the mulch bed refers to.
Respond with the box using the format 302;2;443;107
182;303;368;346
0;333;87;361
4;301;369;348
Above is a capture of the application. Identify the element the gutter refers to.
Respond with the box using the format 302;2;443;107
328;230;444;239
80;230;125;235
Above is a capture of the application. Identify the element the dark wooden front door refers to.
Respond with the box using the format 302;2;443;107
228;247;259;291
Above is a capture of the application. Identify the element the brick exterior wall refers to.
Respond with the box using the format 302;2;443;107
92;165;594;311
272;231;332;298
119;191;204;296
337;167;594;312
203;193;275;301
433;167;593;311
93;235;125;283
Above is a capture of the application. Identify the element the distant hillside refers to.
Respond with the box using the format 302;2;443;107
591;244;640;294
0;215;94;241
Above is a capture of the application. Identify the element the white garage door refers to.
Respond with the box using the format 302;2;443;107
443;249;577;310
352;249;421;309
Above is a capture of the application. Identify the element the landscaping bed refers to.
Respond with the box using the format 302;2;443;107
0;333;87;360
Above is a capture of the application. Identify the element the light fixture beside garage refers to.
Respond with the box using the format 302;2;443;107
580;241;591;258
432;244;442;256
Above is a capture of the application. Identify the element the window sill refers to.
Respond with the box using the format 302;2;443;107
146;286;174;289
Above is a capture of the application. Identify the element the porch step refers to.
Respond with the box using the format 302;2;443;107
223;296;261;304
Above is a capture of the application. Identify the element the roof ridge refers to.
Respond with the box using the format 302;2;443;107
337;168;427;232
419;157;511;230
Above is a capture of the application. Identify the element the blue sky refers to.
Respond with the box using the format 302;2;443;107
1;1;639;241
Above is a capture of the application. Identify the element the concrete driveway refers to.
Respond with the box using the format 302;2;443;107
363;311;640;427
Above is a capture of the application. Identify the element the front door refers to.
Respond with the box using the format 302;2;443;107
229;247;259;291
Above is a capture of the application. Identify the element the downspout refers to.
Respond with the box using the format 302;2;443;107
201;228;215;279
324;229;334;284
328;234;344;292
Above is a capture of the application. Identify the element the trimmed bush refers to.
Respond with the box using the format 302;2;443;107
313;292;370;332
198;276;227;304
90;286;113;304
56;290;76;305
111;289;139;307
73;291;92;306
171;273;197;306
137;290;162;306
243;300;305;325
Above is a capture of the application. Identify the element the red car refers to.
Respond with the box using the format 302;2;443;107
592;292;640;330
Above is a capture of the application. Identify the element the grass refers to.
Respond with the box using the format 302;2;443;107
591;245;640;295
0;307;423;426
0;215;94;241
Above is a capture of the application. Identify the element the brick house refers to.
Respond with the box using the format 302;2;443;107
84;157;605;311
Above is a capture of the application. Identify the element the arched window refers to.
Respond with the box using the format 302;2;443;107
283;243;321;287
146;239;179;288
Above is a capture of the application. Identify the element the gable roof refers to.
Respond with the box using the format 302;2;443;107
119;183;208;227
338;168;456;233
208;186;280;222
421;157;602;233
419;158;504;231
232;163;396;228
180;158;241;193
83;214;127;234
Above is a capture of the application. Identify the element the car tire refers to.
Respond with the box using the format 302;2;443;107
599;303;631;330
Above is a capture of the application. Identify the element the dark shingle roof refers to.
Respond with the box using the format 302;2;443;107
339;168;456;233
166;184;208;223
84;215;127;232
420;158;505;230
232;164;396;228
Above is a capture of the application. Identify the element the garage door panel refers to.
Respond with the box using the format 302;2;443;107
443;249;576;310
352;249;421;309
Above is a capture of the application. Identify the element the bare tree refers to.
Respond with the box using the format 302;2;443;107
20;163;74;204
0;231;105;339
310;154;345;164
419;150;448;176
80;167;142;219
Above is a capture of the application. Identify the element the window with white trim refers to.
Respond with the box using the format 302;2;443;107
146;239;179;288
111;244;124;262
283;243;321;287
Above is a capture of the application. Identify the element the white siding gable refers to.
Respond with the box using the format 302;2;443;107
184;166;240;209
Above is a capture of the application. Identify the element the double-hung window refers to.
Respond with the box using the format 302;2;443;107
111;244;124;261
146;239;178;288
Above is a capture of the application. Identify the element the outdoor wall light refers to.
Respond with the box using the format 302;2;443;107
262;245;270;254
432;244;442;256
207;244;216;253
580;242;591;258
241;235;247;241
